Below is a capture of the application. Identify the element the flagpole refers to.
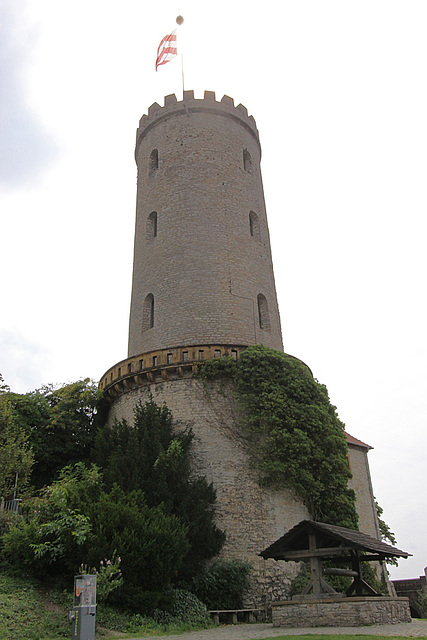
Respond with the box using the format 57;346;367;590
176;15;185;98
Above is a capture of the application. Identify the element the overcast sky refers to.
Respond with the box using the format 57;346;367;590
1;0;426;580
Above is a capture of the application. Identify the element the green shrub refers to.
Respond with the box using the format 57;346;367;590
418;590;427;617
1;466;98;579
165;589;211;626
87;485;189;607
191;559;252;609
94;398;225;582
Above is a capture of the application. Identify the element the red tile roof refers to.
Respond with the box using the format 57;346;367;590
345;431;372;450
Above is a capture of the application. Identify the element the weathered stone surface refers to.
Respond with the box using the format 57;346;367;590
104;93;383;608
271;597;412;627
128;93;283;358
108;377;308;606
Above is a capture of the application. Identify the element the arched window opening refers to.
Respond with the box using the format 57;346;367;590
257;293;271;331
243;148;252;172
147;211;158;239
249;211;260;239
149;148;158;173
142;293;154;332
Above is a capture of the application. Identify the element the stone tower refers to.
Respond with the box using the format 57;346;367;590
101;90;379;607
128;90;283;360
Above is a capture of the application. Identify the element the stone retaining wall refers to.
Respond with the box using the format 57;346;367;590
271;596;411;627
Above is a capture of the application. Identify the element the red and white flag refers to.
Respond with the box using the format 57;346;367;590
155;30;177;71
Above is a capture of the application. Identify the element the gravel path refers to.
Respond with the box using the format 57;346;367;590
130;619;427;640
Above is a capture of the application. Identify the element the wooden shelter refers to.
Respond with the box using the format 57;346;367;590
260;520;410;599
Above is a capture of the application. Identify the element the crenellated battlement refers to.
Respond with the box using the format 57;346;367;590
135;90;260;158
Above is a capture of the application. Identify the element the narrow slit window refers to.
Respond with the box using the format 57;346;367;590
152;355;158;367
139;359;144;370
127;363;132;373
147;211;158;239
243;148;252;172
257;293;271;330
142;293;154;332
149;148;158;173
182;351;188;362
167;353;173;364
249;211;260;239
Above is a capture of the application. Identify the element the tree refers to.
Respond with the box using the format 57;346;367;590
87;485;189;609
1;464;97;578
1;463;190;610
95;398;225;582
0;381;34;500
8;379;101;487
235;345;358;529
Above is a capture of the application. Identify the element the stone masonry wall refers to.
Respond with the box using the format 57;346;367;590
128;92;283;358
271;597;411;627
347;444;380;539
107;375;381;607
107;376;308;607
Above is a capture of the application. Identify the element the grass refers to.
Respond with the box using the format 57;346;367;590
0;572;212;639
1;574;426;640
0;573;70;640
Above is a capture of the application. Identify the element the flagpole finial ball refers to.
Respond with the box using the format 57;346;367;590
176;15;184;25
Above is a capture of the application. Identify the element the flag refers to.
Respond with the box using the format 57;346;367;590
155;30;177;71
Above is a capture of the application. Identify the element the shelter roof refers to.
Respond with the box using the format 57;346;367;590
260;520;410;561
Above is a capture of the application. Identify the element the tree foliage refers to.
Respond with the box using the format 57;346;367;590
1;462;188;604
191;559;252;609
197;346;359;529
1;464;98;577
87;485;189;603
94;398;225;581
235;345;358;528
0;390;34;500
7;379;101;488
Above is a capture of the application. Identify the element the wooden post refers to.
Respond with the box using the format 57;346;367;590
308;532;322;595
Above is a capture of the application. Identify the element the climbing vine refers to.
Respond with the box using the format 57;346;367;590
197;345;358;529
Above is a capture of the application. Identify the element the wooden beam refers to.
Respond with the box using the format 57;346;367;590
320;577;338;594
323;568;359;578
272;546;354;560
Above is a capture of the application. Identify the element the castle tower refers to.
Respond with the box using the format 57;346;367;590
128;90;283;360
101;91;380;607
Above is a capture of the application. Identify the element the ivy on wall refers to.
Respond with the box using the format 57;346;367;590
196;345;358;530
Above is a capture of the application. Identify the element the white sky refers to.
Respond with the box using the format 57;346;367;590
1;0;426;581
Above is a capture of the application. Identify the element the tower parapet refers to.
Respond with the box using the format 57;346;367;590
136;91;260;158
128;90;283;358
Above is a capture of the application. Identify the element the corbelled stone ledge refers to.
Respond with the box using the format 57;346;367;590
100;344;313;402
271;596;411;627
100;344;247;400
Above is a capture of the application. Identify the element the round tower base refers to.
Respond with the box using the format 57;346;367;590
106;373;309;607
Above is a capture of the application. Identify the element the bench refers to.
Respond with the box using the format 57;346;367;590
209;608;264;625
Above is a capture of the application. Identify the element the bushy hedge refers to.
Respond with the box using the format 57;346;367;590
191;559;252;609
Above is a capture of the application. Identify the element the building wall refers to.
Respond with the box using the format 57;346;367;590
128;92;283;358
104;92;382;606
107;375;380;606
107;375;308;606
347;444;379;539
